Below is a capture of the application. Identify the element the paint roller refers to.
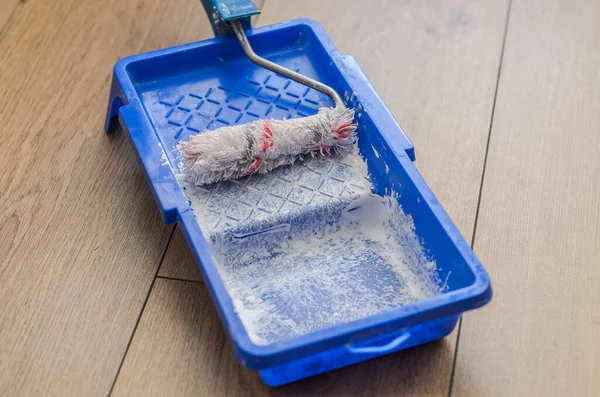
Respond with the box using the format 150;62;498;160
178;1;357;185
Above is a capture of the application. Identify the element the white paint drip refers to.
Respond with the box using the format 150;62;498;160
371;144;380;158
158;142;170;167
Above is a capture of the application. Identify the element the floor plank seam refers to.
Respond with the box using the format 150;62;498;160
0;1;21;38
106;225;176;397
157;275;205;285
446;0;514;396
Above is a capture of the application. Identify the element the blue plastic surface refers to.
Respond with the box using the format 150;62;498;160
105;19;492;386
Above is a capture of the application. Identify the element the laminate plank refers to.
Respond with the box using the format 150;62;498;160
451;0;600;395
0;0;213;395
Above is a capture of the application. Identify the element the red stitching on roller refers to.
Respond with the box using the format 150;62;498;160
260;120;275;152
243;157;261;176
332;122;354;141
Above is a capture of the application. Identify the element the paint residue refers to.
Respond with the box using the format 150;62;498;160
181;149;440;345
158;142;170;167
371;145;380;158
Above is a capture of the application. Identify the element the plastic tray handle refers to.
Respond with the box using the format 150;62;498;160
345;331;412;355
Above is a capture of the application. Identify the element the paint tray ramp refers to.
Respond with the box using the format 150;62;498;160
105;19;492;386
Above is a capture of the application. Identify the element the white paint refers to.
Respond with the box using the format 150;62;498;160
212;192;440;345
180;145;441;346
371;145;380;158
158;142;170;167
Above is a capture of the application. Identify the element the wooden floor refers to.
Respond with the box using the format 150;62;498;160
0;0;598;395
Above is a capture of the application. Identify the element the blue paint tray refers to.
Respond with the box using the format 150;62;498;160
105;19;492;386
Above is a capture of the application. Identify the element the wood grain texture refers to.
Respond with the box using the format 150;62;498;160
160;0;510;286
0;1;19;33
0;0;214;395
113;278;456;397
452;0;600;396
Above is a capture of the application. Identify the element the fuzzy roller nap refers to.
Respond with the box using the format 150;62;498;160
178;106;357;186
